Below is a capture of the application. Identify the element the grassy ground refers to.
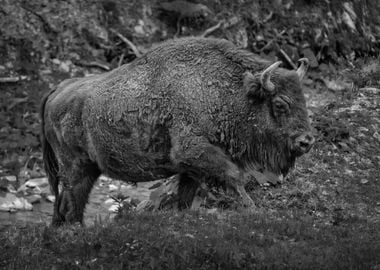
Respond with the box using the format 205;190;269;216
1;210;379;269
1;66;379;269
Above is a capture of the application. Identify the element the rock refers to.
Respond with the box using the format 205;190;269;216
108;184;119;191
5;62;13;69
121;184;134;191
104;198;115;204
99;175;112;183
26;194;42;204
52;58;61;65
17;185;42;195
1;175;17;182
134;20;146;35
45;195;55;203
25;177;49;188
0;193;33;212
17;177;49;195
108;204;120;213
39;185;52;196
59;61;71;73
7;184;17;193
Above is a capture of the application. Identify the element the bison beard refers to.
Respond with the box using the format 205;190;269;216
241;130;295;176
177;133;295;209
41;37;314;225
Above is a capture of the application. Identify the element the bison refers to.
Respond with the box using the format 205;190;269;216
40;37;314;225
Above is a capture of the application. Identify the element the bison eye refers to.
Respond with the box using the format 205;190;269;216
272;95;291;115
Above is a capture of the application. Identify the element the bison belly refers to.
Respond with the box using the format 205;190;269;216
86;114;175;182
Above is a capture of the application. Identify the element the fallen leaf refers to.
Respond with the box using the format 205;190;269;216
184;233;195;239
360;179;369;184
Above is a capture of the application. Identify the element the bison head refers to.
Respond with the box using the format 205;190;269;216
238;58;314;176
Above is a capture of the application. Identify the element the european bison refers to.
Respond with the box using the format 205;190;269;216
41;37;314;225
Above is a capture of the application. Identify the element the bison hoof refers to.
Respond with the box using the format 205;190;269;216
226;184;256;208
236;184;256;208
52;213;66;227
241;195;256;208
51;219;64;227
64;212;83;225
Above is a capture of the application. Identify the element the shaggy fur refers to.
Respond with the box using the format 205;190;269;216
41;37;313;225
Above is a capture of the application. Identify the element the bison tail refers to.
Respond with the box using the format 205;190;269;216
40;89;59;196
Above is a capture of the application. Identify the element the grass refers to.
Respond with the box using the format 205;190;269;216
1;210;379;269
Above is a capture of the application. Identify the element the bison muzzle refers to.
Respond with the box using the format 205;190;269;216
40;37;314;226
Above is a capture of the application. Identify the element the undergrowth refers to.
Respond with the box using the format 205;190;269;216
1;210;379;270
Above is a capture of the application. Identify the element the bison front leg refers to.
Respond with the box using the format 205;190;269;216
171;134;255;208
51;178;75;226
57;160;101;225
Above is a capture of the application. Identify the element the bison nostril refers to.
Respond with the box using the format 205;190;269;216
299;141;310;148
292;132;315;155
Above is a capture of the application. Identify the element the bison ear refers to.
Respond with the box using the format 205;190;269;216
243;71;264;100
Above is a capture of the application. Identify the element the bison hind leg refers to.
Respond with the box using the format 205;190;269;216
55;160;101;225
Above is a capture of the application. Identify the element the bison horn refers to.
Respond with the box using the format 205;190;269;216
296;58;309;81
260;61;282;92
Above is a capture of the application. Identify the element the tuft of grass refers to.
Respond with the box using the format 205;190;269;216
1;210;379;269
